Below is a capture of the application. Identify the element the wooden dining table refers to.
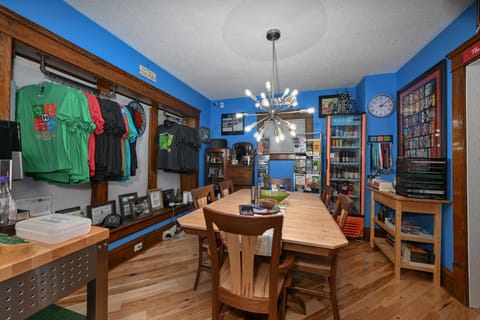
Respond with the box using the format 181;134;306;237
178;189;348;257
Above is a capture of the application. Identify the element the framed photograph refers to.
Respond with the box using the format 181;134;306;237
87;200;116;226
55;206;83;217
319;94;339;117
161;188;175;207
118;192;138;220
129;196;152;220
221;113;244;135
147;188;163;210
200;126;210;143
397;59;446;158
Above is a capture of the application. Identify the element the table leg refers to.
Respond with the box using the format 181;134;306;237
87;241;109;320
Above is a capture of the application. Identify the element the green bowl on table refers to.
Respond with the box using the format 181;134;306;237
260;190;289;202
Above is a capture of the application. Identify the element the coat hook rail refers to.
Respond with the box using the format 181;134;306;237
38;53;116;99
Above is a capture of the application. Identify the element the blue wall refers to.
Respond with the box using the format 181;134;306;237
211;87;355;188
393;4;477;270
1;0;477;270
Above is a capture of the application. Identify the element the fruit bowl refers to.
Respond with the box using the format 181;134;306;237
260;190;289;202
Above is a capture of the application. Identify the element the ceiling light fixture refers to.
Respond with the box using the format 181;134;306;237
236;28;314;143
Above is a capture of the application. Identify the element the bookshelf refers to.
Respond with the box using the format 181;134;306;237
369;188;449;285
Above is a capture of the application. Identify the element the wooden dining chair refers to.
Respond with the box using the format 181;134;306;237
203;206;294;320
190;184;216;290
267;177;291;191
218;179;234;197
321;185;335;210
332;193;354;231
289;193;354;320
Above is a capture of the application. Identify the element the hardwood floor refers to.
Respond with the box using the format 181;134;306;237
58;233;480;319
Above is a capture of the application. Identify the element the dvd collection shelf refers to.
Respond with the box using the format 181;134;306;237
369;188;449;285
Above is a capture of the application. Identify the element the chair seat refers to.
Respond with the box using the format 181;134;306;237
219;259;284;299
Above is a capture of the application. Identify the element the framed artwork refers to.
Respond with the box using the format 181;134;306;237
221;113;244;135
161;188;175;207
118;192;138;220
87;200;116;226
147;188;163;210
319;95;339;117
397;60;446;158
55;206;83;217
129;196;152;220
200;126;210;143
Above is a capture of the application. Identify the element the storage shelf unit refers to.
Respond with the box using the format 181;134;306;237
369;188;449;285
205;148;228;193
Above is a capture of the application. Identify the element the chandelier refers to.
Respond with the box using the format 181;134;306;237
236;28;314;143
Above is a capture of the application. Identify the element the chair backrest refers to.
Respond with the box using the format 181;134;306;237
203;206;284;310
190;184;216;209
218;180;234;197
331;193;354;231
267;177;291;191
321;185;335;209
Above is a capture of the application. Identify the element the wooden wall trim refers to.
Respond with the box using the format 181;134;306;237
0;32;12;120
0;6;199;119
445;31;480;305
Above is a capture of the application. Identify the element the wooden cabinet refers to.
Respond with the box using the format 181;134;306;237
369;188;449;285
205;148;228;193
225;163;254;191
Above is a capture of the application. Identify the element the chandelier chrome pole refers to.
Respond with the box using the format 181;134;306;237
237;28;314;143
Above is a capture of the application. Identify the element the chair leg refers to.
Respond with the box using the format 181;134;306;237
193;236;205;290
211;296;221;320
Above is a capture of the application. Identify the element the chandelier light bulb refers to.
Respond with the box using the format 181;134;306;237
241;28;314;142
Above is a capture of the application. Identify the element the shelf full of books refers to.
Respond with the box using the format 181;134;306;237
293;136;321;193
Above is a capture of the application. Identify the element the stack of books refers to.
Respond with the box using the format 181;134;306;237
384;217;433;239
402;243;435;266
368;178;395;192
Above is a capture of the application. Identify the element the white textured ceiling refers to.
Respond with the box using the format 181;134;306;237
65;0;473;100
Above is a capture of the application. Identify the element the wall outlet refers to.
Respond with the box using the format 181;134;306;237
134;242;143;252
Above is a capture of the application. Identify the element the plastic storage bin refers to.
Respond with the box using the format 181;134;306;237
15;214;91;244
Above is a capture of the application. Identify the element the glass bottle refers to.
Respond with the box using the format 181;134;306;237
175;188;183;203
0;176;15;226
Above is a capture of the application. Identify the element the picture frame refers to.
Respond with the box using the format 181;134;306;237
199;126;210;143
319;94;339;117
129;196;152;220
221;113;244;135
55;206;83;217
161;188;175;207
397;59;446;158
87;200;116;226
118;192;138;220
147;188;163;210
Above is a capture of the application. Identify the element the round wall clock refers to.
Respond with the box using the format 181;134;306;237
127;100;146;136
368;94;394;117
